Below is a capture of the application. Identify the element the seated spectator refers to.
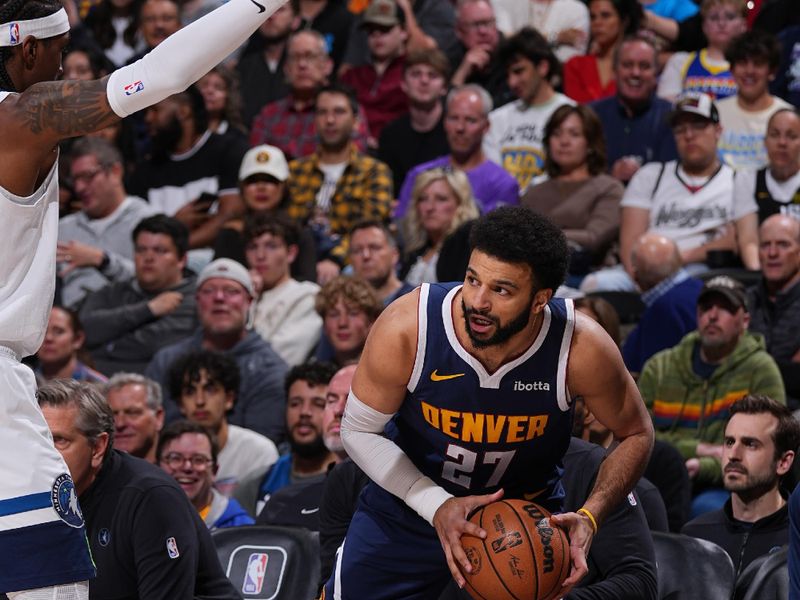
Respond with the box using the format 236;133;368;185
127;0;181;64
483;28;575;192
105;372;165;463
38;380;239;599
213;144;317;282
396;84;519;218
234;362;337;517
735;109;800;226
590;35;678;184
157;420;255;530
57;136;155;309
83;0;146;67
748;214;800;409
79;215;198;375
259;364;358;531
129;85;248;250
169;350;279;496
146;258;288;443
348;220;414;305
772;25;800;108
315;276;383;367
582;92;758;293
294;0;354;70
340;0;408;144
249;30;370;159
717;30;792;170
236;1;295;127
622;233;704;376
36;306;107;383
449;0;512;109
492;0;589;64
682;395;798;578
639;276;786;497
377;49;450;193
657;0;746;101
401;168;480;287
196;64;247;138
244;214;322;366
564;0;643;104
286;83;393;280
522;104;623;284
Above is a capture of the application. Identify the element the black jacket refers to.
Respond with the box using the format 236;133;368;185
79;451;240;599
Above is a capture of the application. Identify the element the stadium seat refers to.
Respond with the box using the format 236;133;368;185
211;525;320;600
586;291;645;324
741;547;788;600
652;532;735;600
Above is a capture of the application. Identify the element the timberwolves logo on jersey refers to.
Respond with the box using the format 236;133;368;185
51;473;84;528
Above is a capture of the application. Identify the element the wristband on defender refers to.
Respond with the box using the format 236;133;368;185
577;507;598;533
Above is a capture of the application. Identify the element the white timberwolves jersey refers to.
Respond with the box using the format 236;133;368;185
0;91;59;357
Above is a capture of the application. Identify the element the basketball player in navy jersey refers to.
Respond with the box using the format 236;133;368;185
322;207;654;599
0;0;289;597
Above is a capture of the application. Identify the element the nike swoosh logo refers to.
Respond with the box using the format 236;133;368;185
300;507;319;515
430;370;465;382
249;0;265;13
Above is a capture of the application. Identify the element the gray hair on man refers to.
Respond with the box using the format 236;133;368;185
446;83;494;117
104;372;163;411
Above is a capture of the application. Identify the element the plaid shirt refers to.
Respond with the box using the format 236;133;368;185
287;146;393;263
249;96;370;160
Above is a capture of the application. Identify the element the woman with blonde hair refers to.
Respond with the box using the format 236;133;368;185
401;167;480;286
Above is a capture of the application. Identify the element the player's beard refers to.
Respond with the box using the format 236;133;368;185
461;296;534;349
150;115;183;163
289;432;329;459
723;462;780;502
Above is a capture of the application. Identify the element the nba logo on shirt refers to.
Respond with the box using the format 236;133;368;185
242;553;268;595
627;492;637;507
123;80;144;96
166;537;180;559
8;23;19;45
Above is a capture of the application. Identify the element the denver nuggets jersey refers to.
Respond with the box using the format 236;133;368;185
681;50;737;100
389;283;575;505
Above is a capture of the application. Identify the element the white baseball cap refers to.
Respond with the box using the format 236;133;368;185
238;144;289;182
197;258;255;297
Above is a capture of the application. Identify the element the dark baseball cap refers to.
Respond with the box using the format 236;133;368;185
697;276;747;311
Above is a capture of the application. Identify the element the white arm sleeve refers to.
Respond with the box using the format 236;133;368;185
106;0;288;118
341;391;453;525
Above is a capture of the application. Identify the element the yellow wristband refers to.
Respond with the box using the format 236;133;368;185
577;507;598;533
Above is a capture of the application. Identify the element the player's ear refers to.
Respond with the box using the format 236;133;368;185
21;36;38;69
531;288;552;314
91;431;110;468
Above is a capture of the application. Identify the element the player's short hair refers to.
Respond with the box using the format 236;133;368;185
156;419;219;465
469;207;569;293
729;395;800;460
243;212;300;248
315;275;384;321
404;48;450;79
498;26;560;83
284;361;338;397
543;104;607;177
133;214;190;258
104;372;163;411
724;30;781;71
37;379;116;461
167;350;241;407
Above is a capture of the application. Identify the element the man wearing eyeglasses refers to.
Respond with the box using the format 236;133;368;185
57;137;157;310
145;258;289;443
157;420;255;530
38;379;240;598
581;91;759;293
79;215;198;375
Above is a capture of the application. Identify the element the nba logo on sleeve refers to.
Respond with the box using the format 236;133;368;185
166;537;180;559
242;553;268;595
8;23;19;45
123;81;144;96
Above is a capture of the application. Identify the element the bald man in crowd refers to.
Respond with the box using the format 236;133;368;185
622;233;704;375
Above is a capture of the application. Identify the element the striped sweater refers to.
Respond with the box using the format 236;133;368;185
639;330;785;486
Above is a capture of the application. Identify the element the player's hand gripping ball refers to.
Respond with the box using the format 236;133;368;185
461;500;570;600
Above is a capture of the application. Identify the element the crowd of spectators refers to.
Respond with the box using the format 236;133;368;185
28;0;800;596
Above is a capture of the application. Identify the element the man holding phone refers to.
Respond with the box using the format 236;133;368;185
129;85;248;251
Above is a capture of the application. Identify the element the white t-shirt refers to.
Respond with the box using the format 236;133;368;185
716;95;793;170
316;162;348;213
621;161;756;251
492;0;589;63
734;168;800;220
483;94;574;192
216;424;279;497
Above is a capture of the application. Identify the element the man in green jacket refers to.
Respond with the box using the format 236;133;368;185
639;275;785;489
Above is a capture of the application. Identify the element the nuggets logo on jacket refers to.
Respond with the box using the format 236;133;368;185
123;81;144;96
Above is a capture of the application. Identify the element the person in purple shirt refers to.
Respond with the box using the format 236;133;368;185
395;84;519;218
